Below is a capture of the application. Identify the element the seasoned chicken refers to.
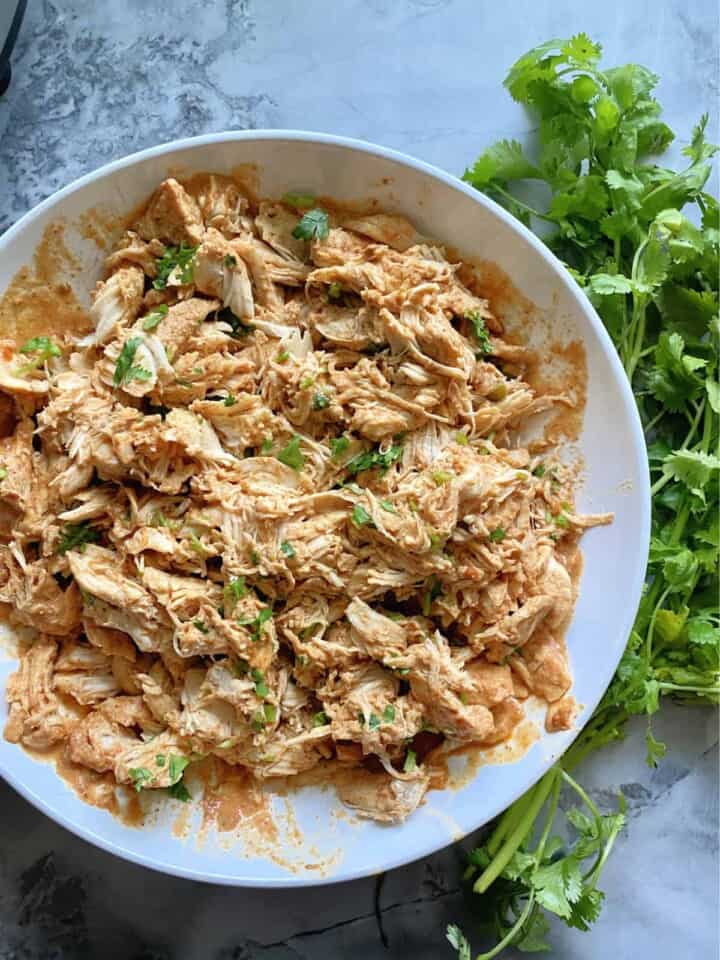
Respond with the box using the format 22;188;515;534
1;176;610;825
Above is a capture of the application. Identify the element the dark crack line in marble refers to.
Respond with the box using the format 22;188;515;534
374;870;389;948
262;885;462;950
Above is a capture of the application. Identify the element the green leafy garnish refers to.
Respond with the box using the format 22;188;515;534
346;442;403;476
489;527;506;542
455;432;469;445
466;310;492;355
311;711;330;727
276;349;290;363
223;254;237;268
153;243;197;289
382;704;395;723
379;499;397;514
113;337;152;387
421;574;443;617
350;504;374;527
280;540;296;558
291;208;330;241
299;375;315;389
329;435;350;459
432;470;453;486
448;34;719;960
142;303;169;331
128;767;153;792
0;467;7;482
218;307;255;339
260;437;273;455
57;522;99;555
312;392;330;410
223;577;247;611
167;780;192;802
252;668;269;698
223;393;237;406
238;607;273;642
276;435;305;471
15;336;62;375
193;619;209;634
327;281;343;301
403;749;417;773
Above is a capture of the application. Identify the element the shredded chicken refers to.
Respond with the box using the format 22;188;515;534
1;177;611;824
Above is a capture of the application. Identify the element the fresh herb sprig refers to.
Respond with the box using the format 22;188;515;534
449;34;719;958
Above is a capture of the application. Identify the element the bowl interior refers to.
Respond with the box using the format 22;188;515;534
0;133;649;886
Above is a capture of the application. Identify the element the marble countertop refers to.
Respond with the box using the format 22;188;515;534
0;2;717;958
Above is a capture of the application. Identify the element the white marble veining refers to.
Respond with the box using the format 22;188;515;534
0;2;717;958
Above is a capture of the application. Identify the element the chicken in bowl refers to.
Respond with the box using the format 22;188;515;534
0;175;610;823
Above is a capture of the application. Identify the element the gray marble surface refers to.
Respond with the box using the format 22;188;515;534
0;1;718;958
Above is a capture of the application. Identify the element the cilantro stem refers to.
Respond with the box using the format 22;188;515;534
475;892;537;960
486;790;536;856
489;185;554;223
473;771;556;894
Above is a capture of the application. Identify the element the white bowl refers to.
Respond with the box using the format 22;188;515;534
0;132;650;886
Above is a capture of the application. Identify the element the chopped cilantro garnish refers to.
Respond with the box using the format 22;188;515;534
142;304;169;331
167;780;192;802
327;281;343;301
311;711;330;727
379;499;397;514
489;527;506;542
0;467;7;482
421;574;442;616
455;432;470;445
432;470;454;486
217;306;255;339
346;442;403;476
382;704;396;723
238;607;273;642
252;668;269;698
299;375;315;389
466;309;492;356
153;243;197;289
57;522;99;555
276;349;290;363
168;754;190;784
367;713;381;731
330;435;350;459
113;337;152;387
351;503;374;527
312;392;330;410
280;540;296;558
128;767;153;792
276;435;305;470
155;755;166;767
16;336;61;373
532;464;546;477
260;437;273;455
223;253;237;268
403;749;417;773
193;619;209;634
291;208;330;241
187;532;208;555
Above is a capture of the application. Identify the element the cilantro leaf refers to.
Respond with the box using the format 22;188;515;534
276;435;305;471
153;243;197;289
113;337;153;387
57;522;99;555
291;208;330;241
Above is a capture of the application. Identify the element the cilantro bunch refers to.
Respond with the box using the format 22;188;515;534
448;35;718;958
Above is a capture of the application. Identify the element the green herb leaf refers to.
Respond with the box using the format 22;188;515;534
291;208;330;241
276;435;305;471
19;336;61;359
351;503;374;527
403;749;417;773
57;522;99;555
142;303;169;331
128;767;153;792
153;243;197;289
466;309;492;355
311;710;330;728
113;337;152;387
280;540;296;558
312;392;330;410
329;435;350;459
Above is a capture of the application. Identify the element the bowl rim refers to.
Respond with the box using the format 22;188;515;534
0;129;651;887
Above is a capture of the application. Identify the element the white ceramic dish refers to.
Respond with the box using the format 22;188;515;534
0;131;650;886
